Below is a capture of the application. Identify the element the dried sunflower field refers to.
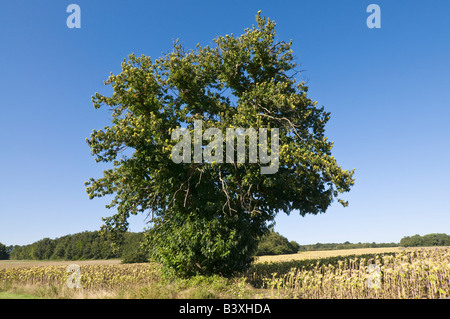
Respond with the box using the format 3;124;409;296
0;263;159;289
0;262;162;298
252;247;450;298
1;247;449;299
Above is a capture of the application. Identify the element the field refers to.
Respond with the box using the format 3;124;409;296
1;247;449;299
255;247;404;263
0;247;405;269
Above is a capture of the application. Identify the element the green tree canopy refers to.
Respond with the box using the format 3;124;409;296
399;233;450;247
86;12;355;277
256;230;300;256
0;243;9;260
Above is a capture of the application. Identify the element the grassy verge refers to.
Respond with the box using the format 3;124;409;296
0;292;43;299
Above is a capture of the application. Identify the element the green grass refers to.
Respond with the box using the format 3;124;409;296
0;292;43;299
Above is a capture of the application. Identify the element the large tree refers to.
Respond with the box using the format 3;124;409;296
86;12;355;277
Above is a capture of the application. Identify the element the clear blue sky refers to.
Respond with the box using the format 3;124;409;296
1;1;449;246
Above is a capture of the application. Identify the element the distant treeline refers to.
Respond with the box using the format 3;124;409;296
297;233;450;251
2;232;449;261
297;241;398;251
255;231;397;256
7;231;147;263
399;233;450;247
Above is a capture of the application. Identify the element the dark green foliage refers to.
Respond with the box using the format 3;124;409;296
8;231;146;262
121;232;149;263
144;211;263;277
297;241;398;251
31;238;55;260
0;243;9;260
256;230;300;256
399;233;450;247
